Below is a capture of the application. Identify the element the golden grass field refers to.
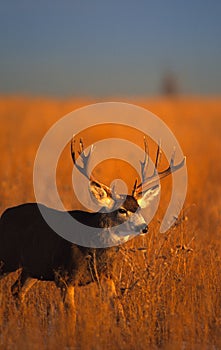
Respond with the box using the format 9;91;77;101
0;96;220;349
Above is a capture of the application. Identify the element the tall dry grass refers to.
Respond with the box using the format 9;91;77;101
0;96;220;349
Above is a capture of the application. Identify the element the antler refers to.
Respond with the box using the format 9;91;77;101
71;136;112;195
132;137;185;197
71;137;95;181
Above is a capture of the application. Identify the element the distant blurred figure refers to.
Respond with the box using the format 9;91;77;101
161;71;179;96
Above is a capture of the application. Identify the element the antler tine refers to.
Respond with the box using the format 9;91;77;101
132;178;138;196
140;136;149;181
132;137;149;193
132;137;149;195
71;137;76;163
154;140;161;175
170;146;176;167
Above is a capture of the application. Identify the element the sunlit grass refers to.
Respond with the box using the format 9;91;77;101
0;96;220;349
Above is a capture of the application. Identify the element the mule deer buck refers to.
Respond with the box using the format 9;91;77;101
0;137;185;321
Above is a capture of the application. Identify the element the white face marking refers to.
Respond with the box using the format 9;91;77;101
128;211;146;227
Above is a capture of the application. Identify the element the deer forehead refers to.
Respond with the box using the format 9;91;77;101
119;195;140;213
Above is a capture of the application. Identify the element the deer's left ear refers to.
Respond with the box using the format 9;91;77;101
136;184;160;209
89;181;115;209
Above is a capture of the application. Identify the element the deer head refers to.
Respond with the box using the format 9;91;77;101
71;137;185;243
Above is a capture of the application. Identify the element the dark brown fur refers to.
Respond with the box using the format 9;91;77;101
0;198;144;302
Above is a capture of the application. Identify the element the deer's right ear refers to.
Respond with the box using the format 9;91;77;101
89;181;115;209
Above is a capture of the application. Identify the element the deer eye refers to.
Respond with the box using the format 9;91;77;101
118;208;127;215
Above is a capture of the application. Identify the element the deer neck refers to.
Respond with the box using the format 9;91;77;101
69;210;102;228
69;209;118;228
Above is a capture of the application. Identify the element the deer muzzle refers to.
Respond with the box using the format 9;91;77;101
135;223;148;234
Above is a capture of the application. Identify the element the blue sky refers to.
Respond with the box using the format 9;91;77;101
0;0;221;97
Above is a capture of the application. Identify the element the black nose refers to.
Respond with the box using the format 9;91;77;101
135;224;148;234
141;225;148;234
